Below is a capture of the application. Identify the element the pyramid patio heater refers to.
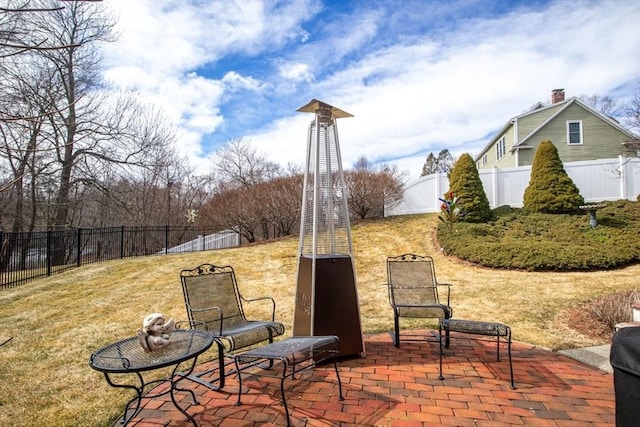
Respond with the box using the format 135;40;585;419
293;99;365;358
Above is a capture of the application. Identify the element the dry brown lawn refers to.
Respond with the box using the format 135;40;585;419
0;213;637;426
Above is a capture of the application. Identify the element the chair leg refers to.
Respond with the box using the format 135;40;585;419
506;328;516;389
508;338;516;389
437;322;444;380
394;314;400;348
264;335;275;370
218;343;227;389
444;318;451;348
182;339;227;390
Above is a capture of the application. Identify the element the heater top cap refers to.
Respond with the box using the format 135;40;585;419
297;99;353;118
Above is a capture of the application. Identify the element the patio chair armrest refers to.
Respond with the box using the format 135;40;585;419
437;283;453;306
175;320;207;330
186;303;224;334
240;295;277;321
383;283;392;305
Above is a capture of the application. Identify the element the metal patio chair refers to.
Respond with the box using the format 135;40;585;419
385;253;453;350
180;263;285;390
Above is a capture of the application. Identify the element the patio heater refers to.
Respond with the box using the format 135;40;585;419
293;99;365;358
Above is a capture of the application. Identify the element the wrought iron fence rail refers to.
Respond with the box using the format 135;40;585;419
0;226;239;290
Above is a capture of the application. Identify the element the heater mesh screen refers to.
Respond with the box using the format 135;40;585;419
299;120;351;256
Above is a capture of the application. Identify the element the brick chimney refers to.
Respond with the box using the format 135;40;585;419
551;89;565;104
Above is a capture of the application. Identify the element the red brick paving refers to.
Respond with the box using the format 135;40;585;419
121;331;615;426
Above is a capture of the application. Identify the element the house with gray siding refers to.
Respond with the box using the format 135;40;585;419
475;89;638;169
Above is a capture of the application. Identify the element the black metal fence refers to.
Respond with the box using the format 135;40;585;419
0;226;240;290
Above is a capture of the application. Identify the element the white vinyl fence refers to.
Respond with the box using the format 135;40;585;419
386;156;640;216
163;230;241;253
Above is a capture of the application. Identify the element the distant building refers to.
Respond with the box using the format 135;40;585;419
475;89;638;169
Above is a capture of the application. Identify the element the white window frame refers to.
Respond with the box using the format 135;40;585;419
496;137;506;160
482;154;488;166
567;120;583;145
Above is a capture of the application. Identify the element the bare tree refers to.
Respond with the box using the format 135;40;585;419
6;3;177;229
0;1;70;59
213;137;282;188
0;35;72;235
198;171;302;241
0;0;204;273
579;93;620;117
259;174;303;237
625;92;640;130
210;137;287;239
88;103;184;225
82;119;181;228
0;2;189;269
199;184;263;243
621;80;640;151
0;1;80;124
22;1;116;232
345;156;405;219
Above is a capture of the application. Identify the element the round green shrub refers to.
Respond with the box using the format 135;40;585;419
523;140;584;213
447;153;493;222
492;205;520;219
436;200;640;271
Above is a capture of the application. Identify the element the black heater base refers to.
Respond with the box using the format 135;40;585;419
293;255;365;358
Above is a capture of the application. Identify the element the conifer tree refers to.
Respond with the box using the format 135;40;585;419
523;140;584;213
447;153;493;222
421;153;438;176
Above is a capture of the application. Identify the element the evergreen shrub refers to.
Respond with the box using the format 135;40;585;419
447;153;493;223
523;140;584;213
436;200;640;271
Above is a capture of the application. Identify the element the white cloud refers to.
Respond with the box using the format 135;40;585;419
298;30;311;44
301;0;640;180
243;113;311;168
101;0;640;182
221;72;263;92
277;62;315;83
102;0;320;173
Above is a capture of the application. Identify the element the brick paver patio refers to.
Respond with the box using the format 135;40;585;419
122;331;615;426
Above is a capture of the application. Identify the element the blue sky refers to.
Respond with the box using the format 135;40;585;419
102;0;640;181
